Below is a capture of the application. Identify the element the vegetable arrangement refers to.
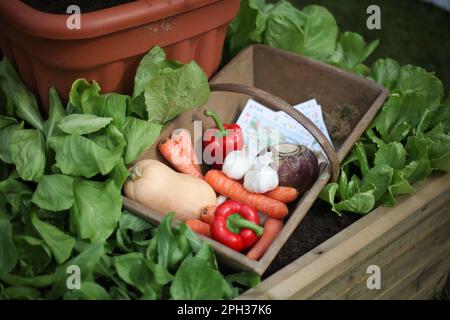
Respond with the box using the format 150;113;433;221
0;47;259;300
227;0;450;215
155;107;317;259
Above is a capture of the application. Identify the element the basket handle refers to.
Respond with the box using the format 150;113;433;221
209;83;340;183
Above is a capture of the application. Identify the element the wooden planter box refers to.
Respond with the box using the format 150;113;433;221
239;172;450;300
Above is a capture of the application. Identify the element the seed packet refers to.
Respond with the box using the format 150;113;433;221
236;98;333;158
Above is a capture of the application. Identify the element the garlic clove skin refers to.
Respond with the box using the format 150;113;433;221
222;149;255;180
243;165;279;193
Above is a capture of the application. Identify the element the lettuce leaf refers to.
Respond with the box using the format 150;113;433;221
144;61;210;124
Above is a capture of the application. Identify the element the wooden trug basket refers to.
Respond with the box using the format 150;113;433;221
124;45;389;275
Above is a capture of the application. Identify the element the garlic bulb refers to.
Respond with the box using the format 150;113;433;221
222;148;255;180
243;152;279;193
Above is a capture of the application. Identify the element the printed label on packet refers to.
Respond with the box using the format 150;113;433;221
236;98;333;159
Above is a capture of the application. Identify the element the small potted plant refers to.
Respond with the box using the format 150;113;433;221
0;0;240;109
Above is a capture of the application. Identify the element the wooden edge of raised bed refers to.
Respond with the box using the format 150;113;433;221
238;171;450;300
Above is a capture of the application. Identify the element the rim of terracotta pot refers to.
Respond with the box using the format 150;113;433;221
0;0;222;40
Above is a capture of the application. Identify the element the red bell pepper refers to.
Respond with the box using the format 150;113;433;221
210;200;264;252
203;109;244;169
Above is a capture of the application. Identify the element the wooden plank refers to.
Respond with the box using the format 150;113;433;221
376;253;450;300
410;272;449;300
310;204;450;299
337;220;450;299
239;172;450;299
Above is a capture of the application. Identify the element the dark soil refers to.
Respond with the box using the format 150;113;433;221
264;200;360;277
22;0;136;14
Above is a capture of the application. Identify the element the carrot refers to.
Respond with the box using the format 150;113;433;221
204;170;289;219
200;205;217;224
158;135;202;178
264;186;300;203
185;219;210;237
171;129;201;172
246;218;284;260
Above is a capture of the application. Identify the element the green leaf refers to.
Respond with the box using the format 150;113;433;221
133;46;166;98
114;252;157;293
13;235;52;274
374;142;407;169
226;272;261;289
355;142;370;175
88;124;126;152
0;218;18;276
319;182;339;206
401;159;433;184
389;170;414;196
0;58;44;131
195;242;218;269
334;190;375;215
397;65;444;110
361;164;394;202
119;211;151;233
58;114;113;135
346;174;361;199
69;79;94;111
43;87;66;141
370;58;401;90
330;32;378;71
0;85;14;116
145;61;210;124
71;179;122;243
430;93;450;132
109;159;130;188
406;135;429;160
154;213;177;269
0;123;23;163
65;282;111;300
50;242;105;299
49;134;122;178
122;117;162;164
228;0;268;56
170;256;226;300
102;93;129;129
301;5;338;61
0;273;55;288
3;286;41;300
178;223;202;253
31;211;75;264
430;151;450;171
128;94;147;119
31;174;74;211
69;79;106;115
374;92;427;142
263;1;305;54
0;115;17;130
424;124;450;170
0;171;32;215
10;129;46;182
338;169;348;200
153;262;174;286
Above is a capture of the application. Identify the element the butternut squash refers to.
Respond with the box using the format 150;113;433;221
124;159;217;221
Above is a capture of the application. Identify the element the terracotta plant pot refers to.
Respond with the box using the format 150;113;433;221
0;0;240;111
